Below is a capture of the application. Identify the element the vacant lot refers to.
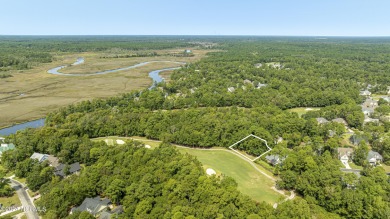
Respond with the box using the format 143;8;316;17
0;48;210;128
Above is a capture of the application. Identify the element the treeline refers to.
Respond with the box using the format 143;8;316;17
44;105;351;151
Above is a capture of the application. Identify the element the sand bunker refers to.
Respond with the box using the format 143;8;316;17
116;139;125;145
206;168;216;176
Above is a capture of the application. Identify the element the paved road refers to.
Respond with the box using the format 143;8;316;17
9;179;39;219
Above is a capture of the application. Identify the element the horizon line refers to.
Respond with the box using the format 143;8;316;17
1;34;390;38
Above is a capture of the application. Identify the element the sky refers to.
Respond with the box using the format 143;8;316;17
1;0;390;36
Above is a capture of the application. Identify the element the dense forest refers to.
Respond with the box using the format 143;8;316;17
0;36;202;73
2;36;390;218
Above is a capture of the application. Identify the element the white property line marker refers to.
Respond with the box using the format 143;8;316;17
228;134;272;162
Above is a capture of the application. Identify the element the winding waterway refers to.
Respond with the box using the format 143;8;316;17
0;58;184;136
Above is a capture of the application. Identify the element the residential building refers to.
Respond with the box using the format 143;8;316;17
54;162;81;178
265;155;282;166
316;117;329;124
71;196;111;216
367;150;383;166
337;147;354;162
360;90;371;96
30;152;49;163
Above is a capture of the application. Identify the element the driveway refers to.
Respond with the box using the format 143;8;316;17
9;179;39;219
342;161;351;169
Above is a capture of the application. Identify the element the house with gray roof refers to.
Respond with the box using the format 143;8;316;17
362;107;375;116
98;206;123;219
367;150;383;166
30;152;49;163
316;117;329;124
71;196;111;216
265;155;283;166
55;162;81;178
360;90;371;96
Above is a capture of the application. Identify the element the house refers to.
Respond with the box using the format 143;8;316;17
337;148;354;162
275;137;283;144
99;206;124;219
316;117;329;124
257;83;268;89
254;63;263;68
243;79;253;85
30;152;49;163
362;107;374;116
71;196;111;216
360;90;371;96
227;87;235;93
367;150;383;166
265;155;282;166
349;135;367;146
184;49;192;53
54;162;81;178
362;98;378;108
332;118;348;126
0;143;15;156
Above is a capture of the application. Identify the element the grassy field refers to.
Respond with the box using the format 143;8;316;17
177;147;283;204
92;136;283;204
0;48;210;128
0;193;21;208
287;107;321;117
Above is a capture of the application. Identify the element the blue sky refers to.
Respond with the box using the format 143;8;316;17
1;0;389;36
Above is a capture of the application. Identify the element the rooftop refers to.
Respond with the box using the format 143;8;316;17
30;152;49;163
71;196;111;216
55;162;81;177
316;117;329;124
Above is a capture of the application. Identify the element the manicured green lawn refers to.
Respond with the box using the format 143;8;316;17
379;164;390;173
177;147;283;204
287;107;321;117
0;193;21;208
